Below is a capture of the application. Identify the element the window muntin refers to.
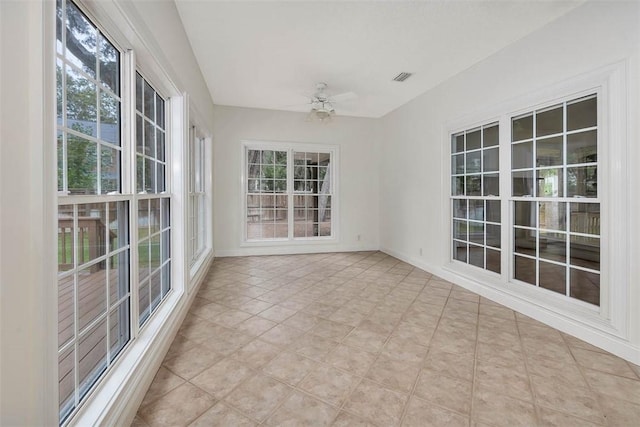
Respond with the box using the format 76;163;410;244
56;0;121;196
56;0;179;421
135;72;166;194
57;201;130;423
451;123;501;274
188;130;207;264
56;1;129;423
135;74;171;326
293;151;332;238
136;198;171;326
246;149;289;240
511;94;600;306
245;145;334;241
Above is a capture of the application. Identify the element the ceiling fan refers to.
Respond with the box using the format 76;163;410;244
305;82;357;122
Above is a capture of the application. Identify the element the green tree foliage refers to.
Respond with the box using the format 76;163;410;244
57;0;119;194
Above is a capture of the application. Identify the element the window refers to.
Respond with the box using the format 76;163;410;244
56;0;129;422
56;0;121;195
188;128;207;265
135;74;171;326
451;123;501;273
449;94;600;307
293;151;333;238
245;143;335;242
56;1;174;423
511;95;600;306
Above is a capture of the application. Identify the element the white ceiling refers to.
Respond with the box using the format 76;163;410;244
175;0;583;118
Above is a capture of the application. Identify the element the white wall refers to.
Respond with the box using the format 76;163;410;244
1;2;56;424
125;0;215;131
378;1;640;362
212;105;380;256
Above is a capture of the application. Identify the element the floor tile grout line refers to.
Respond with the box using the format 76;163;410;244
560;330;610;426
514;311;544;426
325;262;415;425
310;264;412;426
138;251;639;427
395;278;441;427
467;291;481;426
201;254;386;424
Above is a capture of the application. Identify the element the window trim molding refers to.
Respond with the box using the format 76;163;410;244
449;122;502;274
441;61;629;342
187;103;214;284
49;0;203;425
240;139;340;247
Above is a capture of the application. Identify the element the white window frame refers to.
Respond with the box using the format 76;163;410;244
52;1;193;426
442;62;628;340
508;93;601;308
133;71;172;329
56;1;133;422
450;122;502;274
188;125;207;266
241;140;339;246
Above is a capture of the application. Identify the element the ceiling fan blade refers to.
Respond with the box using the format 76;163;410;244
277;99;313;109
329;91;357;103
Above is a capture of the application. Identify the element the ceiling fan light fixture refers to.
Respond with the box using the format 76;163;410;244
309;98;335;122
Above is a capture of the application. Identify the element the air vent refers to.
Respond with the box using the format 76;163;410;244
392;72;413;82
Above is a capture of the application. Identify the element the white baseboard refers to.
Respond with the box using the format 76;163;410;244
380;247;640;365
214;244;379;258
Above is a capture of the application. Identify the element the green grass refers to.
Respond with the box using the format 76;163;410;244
58;228;161;268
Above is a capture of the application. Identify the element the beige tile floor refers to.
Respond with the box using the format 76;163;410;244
133;252;640;427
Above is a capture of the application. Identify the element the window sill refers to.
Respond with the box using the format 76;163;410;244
442;261;619;337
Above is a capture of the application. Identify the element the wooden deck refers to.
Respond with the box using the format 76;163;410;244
58;266;129;412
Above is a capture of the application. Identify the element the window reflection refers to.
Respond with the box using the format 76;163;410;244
469;221;484;245
539;202;566;231
454;241;467;262
469;245;484;268
570;268;600;306
466;175;481;196
567;96;597;131
466;130;481;150
567;166;597;197
570;203;600;235
483;174;499;196
469;199;484;221
483;147;499;172
483;125;499;147
514;255;535;285
570;235;600;270
514;201;535;227
539;232;566;263
514;228;536;256
466;151;481;174
512;141;533;169
512;171;533;196
567;130;597;164
539;261;566;295
486;200;501;223
486;248;501;274
536;168;563;197
453;199;467;219
451;123;500;274
536;105;563;137
512;115;533;141
536;136;563;167
486;224;501;249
